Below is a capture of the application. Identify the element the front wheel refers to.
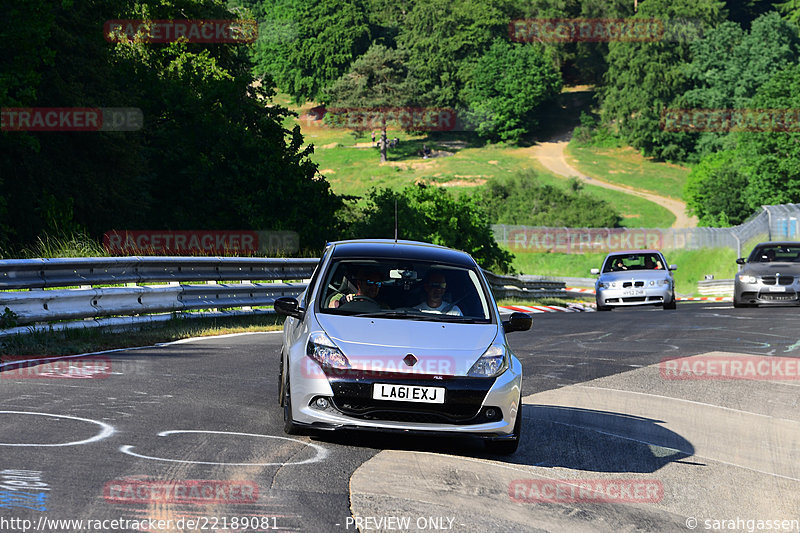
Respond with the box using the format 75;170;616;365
663;292;677;310
486;397;522;455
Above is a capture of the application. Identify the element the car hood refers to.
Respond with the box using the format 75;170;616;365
316;314;499;376
598;270;671;282
740;263;800;276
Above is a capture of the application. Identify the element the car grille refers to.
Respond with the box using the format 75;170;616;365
761;276;794;286
622;281;645;288
326;372;495;424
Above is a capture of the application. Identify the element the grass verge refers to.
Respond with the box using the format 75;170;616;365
565;141;691;201
0;314;284;358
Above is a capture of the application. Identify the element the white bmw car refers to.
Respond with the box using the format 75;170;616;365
274;239;531;454
591;250;677;311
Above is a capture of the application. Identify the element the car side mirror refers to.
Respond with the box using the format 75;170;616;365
736;258;746;265
503;312;532;333
668;264;678;271
590;268;600;275
274;297;304;319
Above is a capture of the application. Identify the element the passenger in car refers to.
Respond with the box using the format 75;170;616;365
644;256;662;270
414;271;463;316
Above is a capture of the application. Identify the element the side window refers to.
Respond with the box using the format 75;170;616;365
302;252;328;308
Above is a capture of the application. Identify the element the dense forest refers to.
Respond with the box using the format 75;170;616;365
2;0;799;268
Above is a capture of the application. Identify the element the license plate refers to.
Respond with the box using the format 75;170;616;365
769;286;786;292
623;289;645;296
373;383;445;404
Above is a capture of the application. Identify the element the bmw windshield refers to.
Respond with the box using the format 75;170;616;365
317;259;493;323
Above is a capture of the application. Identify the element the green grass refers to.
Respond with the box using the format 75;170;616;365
508;248;738;296
565;141;691;201
289;95;678;228
0;314;284;357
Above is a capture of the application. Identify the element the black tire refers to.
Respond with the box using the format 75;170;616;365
596;300;612;311
663;292;677;310
486;398;522;455
733;300;754;308
283;375;300;435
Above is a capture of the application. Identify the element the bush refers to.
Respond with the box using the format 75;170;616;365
343;184;514;273
476;171;622;228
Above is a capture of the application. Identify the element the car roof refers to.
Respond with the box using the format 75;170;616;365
327;239;476;267
752;241;800;247
606;250;664;256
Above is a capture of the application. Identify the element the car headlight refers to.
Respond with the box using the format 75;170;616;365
306;332;350;369
598;281;617;289
468;344;508;378
738;274;757;284
659;279;670;286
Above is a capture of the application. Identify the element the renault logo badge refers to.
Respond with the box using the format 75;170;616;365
403;354;418;367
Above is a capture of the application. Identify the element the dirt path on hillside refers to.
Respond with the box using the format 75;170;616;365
530;134;697;228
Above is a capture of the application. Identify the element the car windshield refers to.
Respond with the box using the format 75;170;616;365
317;259;493;323
748;246;800;263
602;253;664;273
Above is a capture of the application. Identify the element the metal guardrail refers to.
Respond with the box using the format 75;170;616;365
0;257;318;330
697;279;734;296
0;258;569;336
482;270;567;299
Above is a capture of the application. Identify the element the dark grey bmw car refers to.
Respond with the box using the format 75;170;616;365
733;242;800;307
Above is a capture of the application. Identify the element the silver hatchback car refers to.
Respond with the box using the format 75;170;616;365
274;239;531;454
733;241;800;307
591;250;677;311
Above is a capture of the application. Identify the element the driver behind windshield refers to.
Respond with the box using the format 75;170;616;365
414;271;463;316
330;268;385;308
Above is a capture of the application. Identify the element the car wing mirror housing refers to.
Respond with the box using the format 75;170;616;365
503;312;532;333
669;264;678;271
736;258;746;265
590;268;600;275
274;297;305;319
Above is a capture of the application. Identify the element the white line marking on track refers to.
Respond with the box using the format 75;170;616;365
119;430;328;466
0;411;115;447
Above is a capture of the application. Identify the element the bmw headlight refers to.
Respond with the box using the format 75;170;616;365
738;274;757;284
306;332;350;369
598;281;617;289
468;344;508;378
659;279;670;286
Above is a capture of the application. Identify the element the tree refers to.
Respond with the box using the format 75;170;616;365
686;64;800;225
601;0;726;161
678;12;800;156
0;0;342;251
396;0;509;109
325;44;413;161
276;0;371;103
462;39;562;142
684;151;749;226
348;184;514;273
738;64;800;210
